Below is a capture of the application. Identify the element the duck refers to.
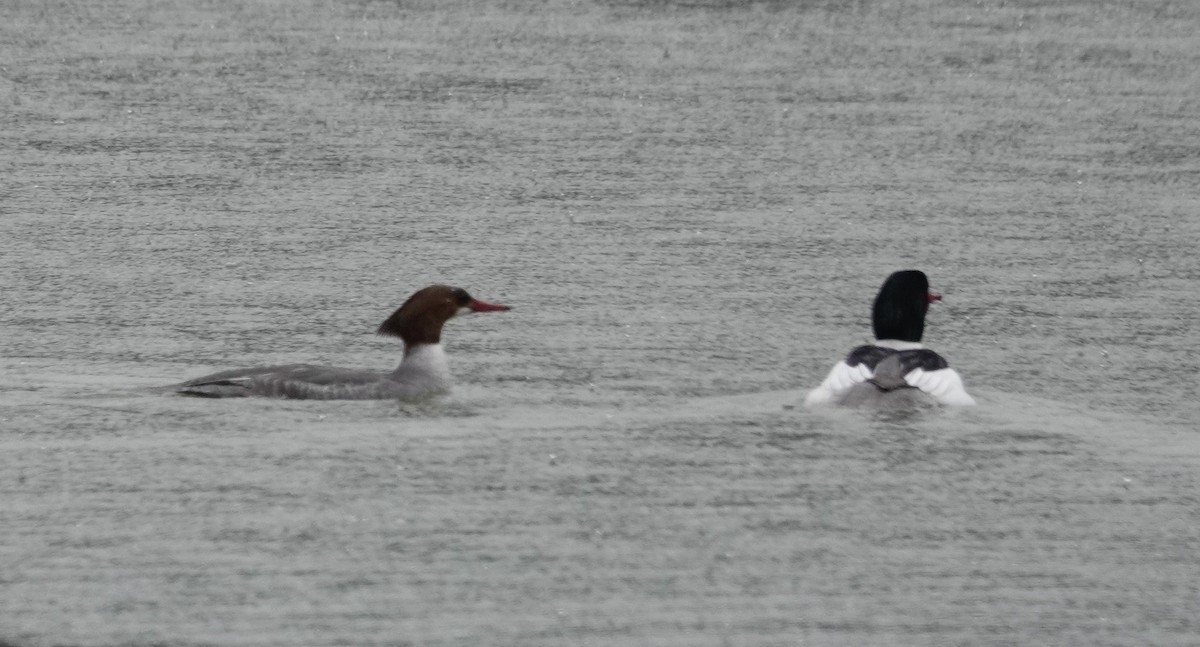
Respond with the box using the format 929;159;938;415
174;284;510;400
804;270;975;407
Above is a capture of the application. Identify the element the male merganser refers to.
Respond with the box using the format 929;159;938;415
174;285;510;400
804;270;975;407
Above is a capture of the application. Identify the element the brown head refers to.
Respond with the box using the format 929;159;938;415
377;285;511;349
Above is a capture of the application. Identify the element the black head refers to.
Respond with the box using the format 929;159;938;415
871;270;940;342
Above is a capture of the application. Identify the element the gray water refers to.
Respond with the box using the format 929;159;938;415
3;1;1200;645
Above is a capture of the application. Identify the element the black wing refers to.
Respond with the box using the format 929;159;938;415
844;345;893;370
895;349;949;372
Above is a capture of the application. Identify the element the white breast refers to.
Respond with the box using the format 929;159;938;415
390;344;453;396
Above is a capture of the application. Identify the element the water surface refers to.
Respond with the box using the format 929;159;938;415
2;0;1199;645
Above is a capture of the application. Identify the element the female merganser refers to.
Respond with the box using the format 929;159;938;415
175;285;510;400
804;270;975;407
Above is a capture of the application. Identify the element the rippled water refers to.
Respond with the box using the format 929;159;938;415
3;0;1200;645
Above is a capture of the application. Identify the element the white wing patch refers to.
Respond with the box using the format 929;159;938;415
805;360;976;407
904;367;976;406
804;360;874;406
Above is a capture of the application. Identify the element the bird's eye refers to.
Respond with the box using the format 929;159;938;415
452;288;471;306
